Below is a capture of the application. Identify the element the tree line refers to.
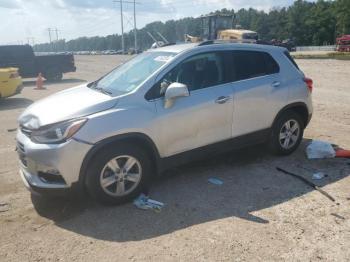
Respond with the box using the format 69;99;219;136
33;0;350;52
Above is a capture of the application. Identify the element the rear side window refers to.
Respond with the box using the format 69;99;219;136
231;50;280;81
284;51;299;70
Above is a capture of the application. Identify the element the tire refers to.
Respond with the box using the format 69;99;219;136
85;143;152;205
268;111;304;155
44;69;62;82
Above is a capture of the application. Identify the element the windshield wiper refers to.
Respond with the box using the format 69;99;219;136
88;84;112;95
95;87;112;95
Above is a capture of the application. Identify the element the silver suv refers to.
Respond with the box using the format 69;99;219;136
16;42;313;204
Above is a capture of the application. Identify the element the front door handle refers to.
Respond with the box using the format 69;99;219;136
215;96;230;104
272;81;281;88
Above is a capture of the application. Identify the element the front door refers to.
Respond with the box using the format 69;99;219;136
152;52;234;157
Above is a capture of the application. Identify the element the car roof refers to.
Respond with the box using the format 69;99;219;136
148;43;198;54
149;42;285;54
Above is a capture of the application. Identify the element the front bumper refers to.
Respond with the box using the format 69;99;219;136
15;84;24;95
16;129;92;195
306;113;312;127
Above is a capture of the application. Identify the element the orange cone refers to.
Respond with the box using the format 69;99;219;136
34;73;46;90
335;149;350;158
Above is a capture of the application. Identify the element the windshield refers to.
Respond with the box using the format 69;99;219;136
95;51;175;95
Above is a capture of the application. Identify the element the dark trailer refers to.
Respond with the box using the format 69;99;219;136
0;45;76;81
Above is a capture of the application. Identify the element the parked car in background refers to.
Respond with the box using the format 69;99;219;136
0;67;23;98
336;35;350;52
128;48;142;55
0;45;76;81
16;42;313;205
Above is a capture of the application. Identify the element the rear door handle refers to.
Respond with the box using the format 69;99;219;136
272;81;281;88
215;96;230;104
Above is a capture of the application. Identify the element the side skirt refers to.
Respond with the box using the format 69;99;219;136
158;128;271;172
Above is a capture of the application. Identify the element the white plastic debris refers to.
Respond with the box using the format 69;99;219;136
133;194;164;212
306;140;336;159
208;178;223;185
312;172;326;180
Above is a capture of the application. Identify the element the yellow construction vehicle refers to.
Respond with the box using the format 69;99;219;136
185;14;258;43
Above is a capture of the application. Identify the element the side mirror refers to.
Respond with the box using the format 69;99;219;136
164;82;189;108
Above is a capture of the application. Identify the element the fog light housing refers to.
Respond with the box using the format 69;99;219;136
38;170;66;185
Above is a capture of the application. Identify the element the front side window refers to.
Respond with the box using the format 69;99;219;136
94;51;175;95
147;52;226;99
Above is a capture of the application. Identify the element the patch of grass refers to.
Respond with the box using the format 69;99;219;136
292;52;350;60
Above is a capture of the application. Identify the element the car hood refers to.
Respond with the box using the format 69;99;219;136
18;84;118;128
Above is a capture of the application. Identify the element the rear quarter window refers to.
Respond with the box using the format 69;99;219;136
231;50;280;81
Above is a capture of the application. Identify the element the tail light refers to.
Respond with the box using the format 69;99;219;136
9;72;19;79
304;77;313;93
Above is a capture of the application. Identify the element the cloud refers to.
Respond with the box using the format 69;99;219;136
60;0;169;14
0;0;311;44
0;0;20;9
62;0;111;8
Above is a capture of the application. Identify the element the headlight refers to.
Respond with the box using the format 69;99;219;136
31;119;87;144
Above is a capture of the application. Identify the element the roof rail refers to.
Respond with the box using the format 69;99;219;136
198;40;214;46
160;42;176;47
198;39;257;46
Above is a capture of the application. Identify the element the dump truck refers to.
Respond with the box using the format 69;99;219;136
185;14;258;43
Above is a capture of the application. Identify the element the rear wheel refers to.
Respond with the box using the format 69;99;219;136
44;69;63;82
269;111;304;155
85;143;152;205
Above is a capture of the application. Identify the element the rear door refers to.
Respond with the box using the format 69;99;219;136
229;50;286;137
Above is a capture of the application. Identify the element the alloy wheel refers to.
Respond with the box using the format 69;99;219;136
99;155;142;197
279;119;300;150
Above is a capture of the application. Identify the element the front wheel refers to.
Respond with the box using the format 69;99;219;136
268;111;304;155
85;144;152;205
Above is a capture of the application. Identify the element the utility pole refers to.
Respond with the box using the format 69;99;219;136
133;0;137;51
55;28;59;41
113;0;139;53
26;37;35;46
47;28;52;44
120;0;125;53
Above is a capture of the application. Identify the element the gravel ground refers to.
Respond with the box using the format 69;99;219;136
0;55;349;261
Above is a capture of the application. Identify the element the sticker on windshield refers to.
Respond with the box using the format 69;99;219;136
154;56;173;62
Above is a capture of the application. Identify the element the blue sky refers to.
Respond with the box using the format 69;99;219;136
0;0;298;45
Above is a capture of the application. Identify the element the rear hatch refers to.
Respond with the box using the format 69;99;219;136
0;67;22;97
0;67;20;81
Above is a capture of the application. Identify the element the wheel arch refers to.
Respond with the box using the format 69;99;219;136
273;102;310;129
78;132;161;190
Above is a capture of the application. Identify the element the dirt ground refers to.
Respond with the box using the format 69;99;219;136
0;55;349;262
